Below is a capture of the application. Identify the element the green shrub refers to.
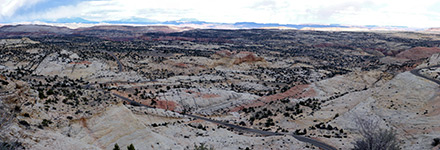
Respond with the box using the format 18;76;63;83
432;138;440;147
0;141;23;150
127;144;135;150
113;143;120;150
194;143;214;150
41;119;52;127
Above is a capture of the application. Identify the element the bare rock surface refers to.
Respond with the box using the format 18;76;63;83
328;72;440;149
4;27;440;150
69;104;182;150
0;38;39;45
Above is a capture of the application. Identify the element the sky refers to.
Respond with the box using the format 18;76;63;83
1;0;440;27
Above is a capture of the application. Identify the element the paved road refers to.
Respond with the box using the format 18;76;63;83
85;59;440;150
187;114;336;150
410;64;440;85
111;92;337;150
105;63;438;150
107;52;123;73
99;50;337;149
112;93;147;107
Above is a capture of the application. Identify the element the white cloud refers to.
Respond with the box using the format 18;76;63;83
5;0;440;27
0;0;44;20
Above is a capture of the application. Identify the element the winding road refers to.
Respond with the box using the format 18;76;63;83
410;64;440;85
101;52;437;150
85;49;440;150
106;64;439;150
95;52;338;150
111;92;337;150
107;51;124;73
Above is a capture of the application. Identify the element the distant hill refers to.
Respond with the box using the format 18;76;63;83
426;28;440;32
233;22;347;29
0;24;194;40
8;17;421;31
0;24;72;33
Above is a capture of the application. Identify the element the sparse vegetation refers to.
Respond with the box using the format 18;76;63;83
0;104;13;130
194;143;214;150
18;120;30;127
127;144;135;150
41;119;53;127
0;25;439;150
0;141;23;150
113;143;120;150
352;116;399;150
432;138;440;147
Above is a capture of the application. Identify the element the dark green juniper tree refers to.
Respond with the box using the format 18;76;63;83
127;144;135;150
113;143;120;150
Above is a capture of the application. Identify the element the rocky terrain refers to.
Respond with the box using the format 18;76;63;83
1;24;440;150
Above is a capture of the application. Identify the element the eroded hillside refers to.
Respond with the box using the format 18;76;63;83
1;25;440;150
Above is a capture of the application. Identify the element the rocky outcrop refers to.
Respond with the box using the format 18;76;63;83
68;104;182;150
233;51;264;65
0;37;39;47
155;88;259;115
322;72;440;149
213;50;265;66
34;51;112;79
427;53;440;66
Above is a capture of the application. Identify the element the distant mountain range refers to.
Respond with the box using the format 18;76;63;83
0;24;193;40
29;17;424;31
1;17;437;33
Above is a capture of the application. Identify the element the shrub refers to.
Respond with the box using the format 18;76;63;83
46;89;55;95
127;144;135;150
23;113;30;117
38;91;46;99
41;119;53;127
432;138;440;147
18;120;30;127
0;141;23;150
265;118;275;127
352;116;399;150
194;143;214;150
113;143;120;150
0;80;8;85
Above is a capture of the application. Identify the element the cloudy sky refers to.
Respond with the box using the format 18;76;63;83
1;0;440;27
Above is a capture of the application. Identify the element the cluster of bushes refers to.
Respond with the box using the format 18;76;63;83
194;143;214;150
0;141;23;150
113;143;135;150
